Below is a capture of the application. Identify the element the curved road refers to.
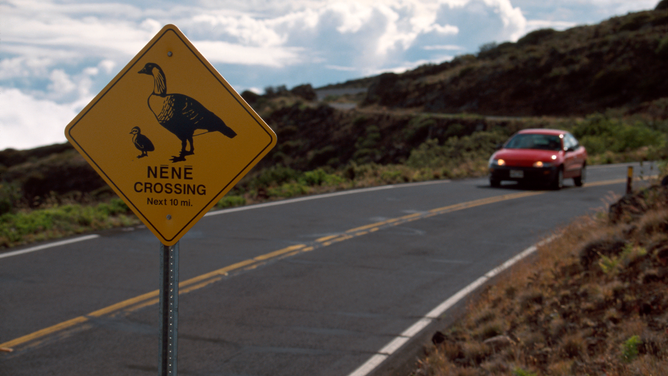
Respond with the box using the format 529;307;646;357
0;162;658;376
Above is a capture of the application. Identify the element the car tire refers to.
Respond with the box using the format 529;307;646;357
574;164;586;187
490;178;500;188
551;168;563;190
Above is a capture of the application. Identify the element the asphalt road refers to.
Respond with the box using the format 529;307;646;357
0;162;659;376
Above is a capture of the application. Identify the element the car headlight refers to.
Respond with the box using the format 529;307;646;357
489;158;505;167
533;161;553;168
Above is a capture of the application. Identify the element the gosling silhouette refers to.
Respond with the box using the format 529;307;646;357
130;126;154;158
138;62;236;162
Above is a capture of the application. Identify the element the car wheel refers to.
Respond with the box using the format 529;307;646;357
551;168;563;190
574;164;586;187
490;178;500;188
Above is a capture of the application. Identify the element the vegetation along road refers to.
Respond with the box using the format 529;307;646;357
0;162;654;376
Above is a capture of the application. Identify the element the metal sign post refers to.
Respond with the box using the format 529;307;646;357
159;242;179;376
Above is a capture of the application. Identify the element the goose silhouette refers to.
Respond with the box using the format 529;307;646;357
138;62;237;162
130;126;154;158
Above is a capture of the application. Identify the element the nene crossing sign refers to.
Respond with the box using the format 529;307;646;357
65;25;277;245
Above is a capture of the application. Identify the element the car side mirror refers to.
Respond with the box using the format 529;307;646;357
495;143;502;150
566;146;575;152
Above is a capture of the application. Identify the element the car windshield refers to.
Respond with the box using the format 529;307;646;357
504;133;562;151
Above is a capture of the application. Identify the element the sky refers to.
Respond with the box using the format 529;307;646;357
0;0;661;150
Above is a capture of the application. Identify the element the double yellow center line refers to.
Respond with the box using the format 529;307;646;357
1;178;631;352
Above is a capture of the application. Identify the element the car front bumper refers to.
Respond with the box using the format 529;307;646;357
489;165;558;183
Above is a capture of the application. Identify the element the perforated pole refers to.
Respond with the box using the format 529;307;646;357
159;242;179;376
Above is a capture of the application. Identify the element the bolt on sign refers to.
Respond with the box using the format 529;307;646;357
65;24;276;245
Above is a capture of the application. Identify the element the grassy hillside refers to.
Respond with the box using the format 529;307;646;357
2;106;667;249
361;8;668;116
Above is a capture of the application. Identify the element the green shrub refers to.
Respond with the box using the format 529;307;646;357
216;195;246;209
267;182;308;198
458;66;475;78
571;114;666;155
356;125;381;149
478;41;498;55
300;169;328;186
444;123;466;139
307;145;338;168
619;13;651;32
0;182;22;215
353;148;381;164
592;65;632;95
352;115;368;127
656;36;668;57
622;335;642;363
250;165;299;190
354;126;382;163
109;198;129;214
279;139;305;154
517;28;557;46
240;90;260;104
95;198;130;217
404;116;436;144
276;125;298;137
598;254;622;274
406;131;506;169
406;139;443;168
451;54;477;66
513;367;537;376
299;168;344;186
0;199;138;248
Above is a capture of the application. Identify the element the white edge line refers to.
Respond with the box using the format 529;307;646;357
346;236;556;376
0;235;100;260
0;180;452;258
348;355;388;376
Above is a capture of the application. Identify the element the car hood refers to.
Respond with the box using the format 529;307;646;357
492;149;561;167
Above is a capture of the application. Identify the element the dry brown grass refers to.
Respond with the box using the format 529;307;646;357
413;186;668;376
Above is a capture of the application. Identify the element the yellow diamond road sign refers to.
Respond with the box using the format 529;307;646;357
65;24;276;245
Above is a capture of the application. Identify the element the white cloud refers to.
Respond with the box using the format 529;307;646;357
47;70;77;96
190;14;288;47
0;88;73;150
486;0;526;41
0;0;518;75
0;56;53;80
526;19;577;32
245;87;263;94
326;65;359;72
195;41;303;67
423;45;465;50
326;2;374;33
432;24;460;34
98;60;117;75
510;0;657;26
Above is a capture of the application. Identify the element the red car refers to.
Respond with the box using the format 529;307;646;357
488;129;587;189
